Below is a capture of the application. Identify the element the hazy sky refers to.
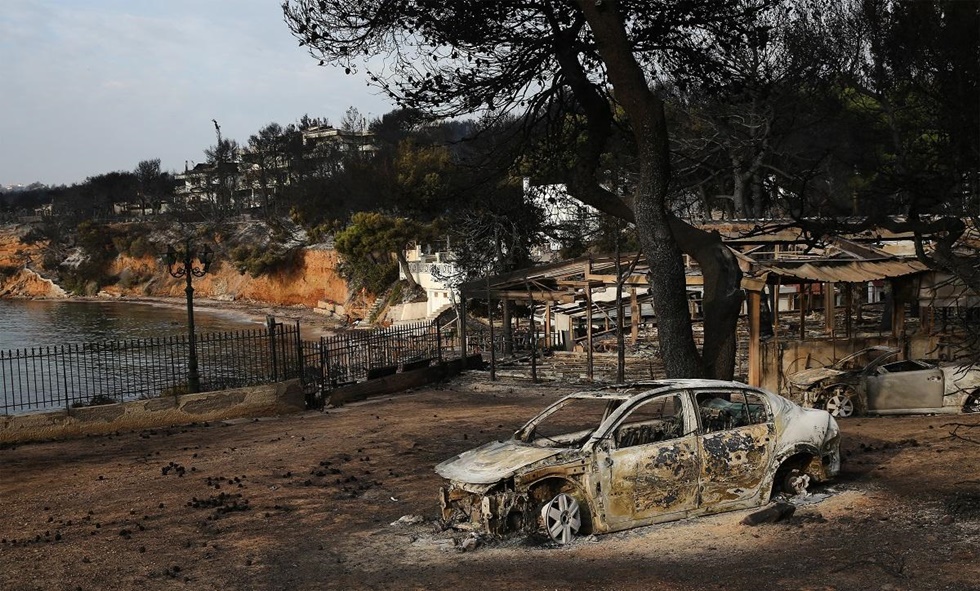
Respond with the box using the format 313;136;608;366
0;0;395;187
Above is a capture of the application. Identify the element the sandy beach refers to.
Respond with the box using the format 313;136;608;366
75;295;348;340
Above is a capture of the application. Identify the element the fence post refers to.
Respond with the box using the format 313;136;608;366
320;336;328;388
435;320;443;362
267;315;279;381
62;345;71;411
346;332;354;381
293;320;303;380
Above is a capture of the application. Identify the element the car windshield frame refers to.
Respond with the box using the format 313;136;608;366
514;393;629;449
831;346;900;373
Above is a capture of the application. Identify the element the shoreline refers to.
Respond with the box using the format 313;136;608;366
70;295;348;339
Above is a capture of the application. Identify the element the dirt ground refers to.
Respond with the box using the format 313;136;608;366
2;374;980;591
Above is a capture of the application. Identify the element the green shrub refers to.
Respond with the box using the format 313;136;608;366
229;244;301;278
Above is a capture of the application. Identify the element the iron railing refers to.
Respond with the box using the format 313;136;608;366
300;321;446;394
1;321;304;415
2;317;473;415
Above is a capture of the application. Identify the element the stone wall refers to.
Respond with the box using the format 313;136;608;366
0;380;306;444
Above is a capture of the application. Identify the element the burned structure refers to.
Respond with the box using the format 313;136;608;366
456;221;980;415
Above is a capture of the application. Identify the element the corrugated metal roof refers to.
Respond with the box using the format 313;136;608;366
754;258;929;282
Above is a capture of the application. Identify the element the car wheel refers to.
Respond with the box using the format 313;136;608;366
781;467;811;496
822;385;856;418
540;493;582;544
964;391;980;414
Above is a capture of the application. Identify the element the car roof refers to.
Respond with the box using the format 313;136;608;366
567;379;764;401
833;345;900;367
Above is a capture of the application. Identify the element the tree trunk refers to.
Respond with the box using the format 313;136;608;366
395;250;419;290
669;218;744;380
581;0;702;377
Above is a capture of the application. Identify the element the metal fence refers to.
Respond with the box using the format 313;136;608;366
2;317;471;415
1;320;304;415
300;320;451;398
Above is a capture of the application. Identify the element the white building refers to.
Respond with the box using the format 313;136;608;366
397;244;458;320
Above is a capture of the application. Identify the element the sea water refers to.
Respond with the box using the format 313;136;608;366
0;299;261;351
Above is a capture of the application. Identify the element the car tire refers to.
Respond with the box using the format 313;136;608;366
780;467;811;496
821;385;856;418
773;460;812;497
964;391;980;414
539;492;583;544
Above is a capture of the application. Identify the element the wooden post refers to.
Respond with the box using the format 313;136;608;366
773;277;781;339
544;301;552;349
528;291;537;383
799;285;807;341
586;288;594;382
922;305;934;334
502;299;512;355
891;291;905;339
630;287;640;345
486;279;496;381
747;289;761;386
845;283;853;338
824;282;835;334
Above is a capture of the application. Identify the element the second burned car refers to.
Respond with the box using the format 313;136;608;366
787;346;980;417
436;379;840;544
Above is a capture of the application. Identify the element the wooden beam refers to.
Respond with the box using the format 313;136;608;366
584;273;649;285
556;279;605;288
486;290;574;302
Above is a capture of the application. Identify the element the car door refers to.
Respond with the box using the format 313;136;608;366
594;393;699;529
866;360;944;411
695;388;775;511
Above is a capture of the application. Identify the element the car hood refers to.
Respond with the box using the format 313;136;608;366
788;367;844;388
435;439;564;485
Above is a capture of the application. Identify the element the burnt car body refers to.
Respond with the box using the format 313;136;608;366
436;379;840;543
788;346;980;417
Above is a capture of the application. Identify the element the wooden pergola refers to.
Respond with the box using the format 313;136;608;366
458;224;937;386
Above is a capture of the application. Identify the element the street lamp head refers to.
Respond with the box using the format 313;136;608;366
199;244;214;272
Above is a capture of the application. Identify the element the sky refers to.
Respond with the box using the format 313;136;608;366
0;0;395;188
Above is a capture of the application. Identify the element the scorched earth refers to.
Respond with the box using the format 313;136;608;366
1;374;979;591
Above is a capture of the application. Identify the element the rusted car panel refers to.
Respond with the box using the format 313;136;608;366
596;434;700;528
788;347;980;416
436;379;841;543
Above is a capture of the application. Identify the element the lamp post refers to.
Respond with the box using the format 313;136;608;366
165;238;214;393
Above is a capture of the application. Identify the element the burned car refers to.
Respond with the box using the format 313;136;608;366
436;379;840;544
787;346;900;417
788;346;980;417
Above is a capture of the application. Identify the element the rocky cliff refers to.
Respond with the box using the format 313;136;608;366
0;225;63;298
0;224;367;316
